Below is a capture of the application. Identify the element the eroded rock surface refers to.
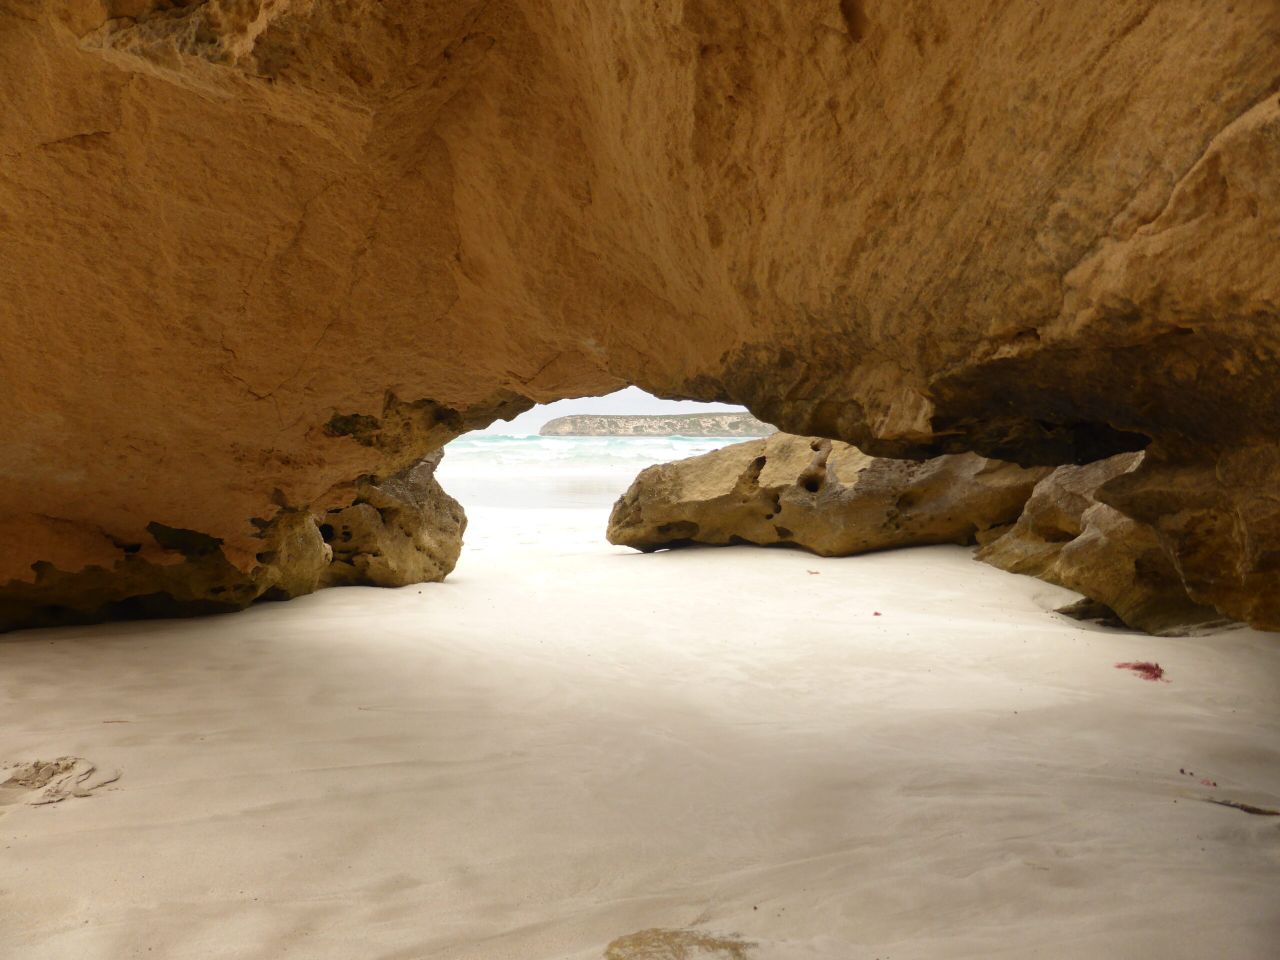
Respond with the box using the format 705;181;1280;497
3;2;1280;628
0;453;464;631
1097;445;1280;631
976;454;1221;635
0;510;330;631
608;434;1049;556
320;451;465;589
612;439;1229;634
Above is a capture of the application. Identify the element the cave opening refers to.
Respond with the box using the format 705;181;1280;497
435;386;758;560
442;387;755;505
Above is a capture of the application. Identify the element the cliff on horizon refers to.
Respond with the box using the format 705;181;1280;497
539;413;776;438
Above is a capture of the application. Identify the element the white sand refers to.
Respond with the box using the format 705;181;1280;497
2;505;1278;959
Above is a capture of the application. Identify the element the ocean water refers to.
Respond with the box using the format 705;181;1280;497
436;434;747;510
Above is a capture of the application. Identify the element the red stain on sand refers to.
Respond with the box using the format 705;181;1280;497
1115;661;1166;682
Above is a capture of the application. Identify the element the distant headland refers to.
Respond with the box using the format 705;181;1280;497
539;413;776;437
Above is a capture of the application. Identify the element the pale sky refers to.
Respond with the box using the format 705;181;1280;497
479;386;748;435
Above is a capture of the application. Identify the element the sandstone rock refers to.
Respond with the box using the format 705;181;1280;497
0;510;330;631
607;434;1049;556
0;454;464;631
3;2;1280;627
976;454;1220;635
1097;445;1280;630
319;452;466;589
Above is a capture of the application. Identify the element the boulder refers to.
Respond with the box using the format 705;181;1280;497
608;434;1049;556
319;452;466;589
976;454;1221;634
1096;444;1280;631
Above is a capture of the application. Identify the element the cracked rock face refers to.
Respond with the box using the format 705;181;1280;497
3;1;1279;629
607;434;1050;557
976;454;1222;635
1097;445;1280;631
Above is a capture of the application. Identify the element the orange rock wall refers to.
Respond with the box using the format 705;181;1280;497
2;1;1278;627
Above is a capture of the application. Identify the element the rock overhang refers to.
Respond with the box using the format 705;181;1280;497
2;0;1279;630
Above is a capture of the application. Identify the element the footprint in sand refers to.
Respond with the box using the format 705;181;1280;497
0;757;121;811
604;928;754;959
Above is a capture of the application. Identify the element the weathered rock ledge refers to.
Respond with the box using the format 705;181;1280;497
608;434;1049;556
0;452;465;631
608;436;1229;635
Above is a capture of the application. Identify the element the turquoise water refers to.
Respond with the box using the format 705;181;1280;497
437;434;746;510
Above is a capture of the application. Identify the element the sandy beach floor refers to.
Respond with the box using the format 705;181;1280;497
2;505;1278;959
